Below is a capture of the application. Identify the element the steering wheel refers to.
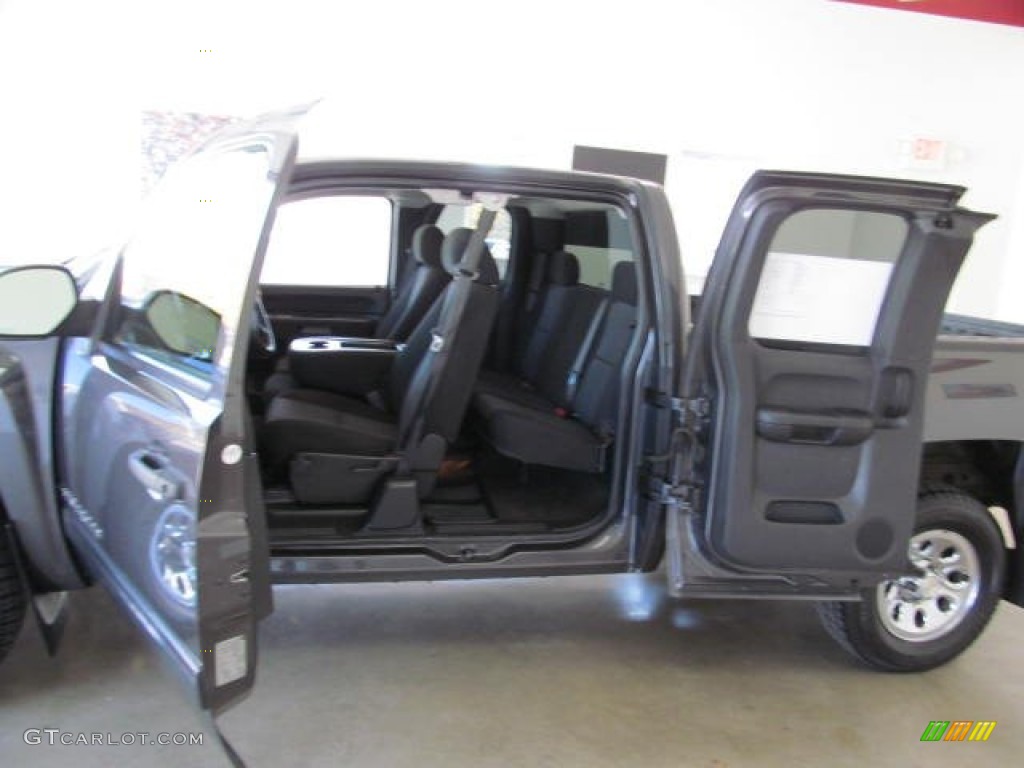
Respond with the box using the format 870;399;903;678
251;290;277;355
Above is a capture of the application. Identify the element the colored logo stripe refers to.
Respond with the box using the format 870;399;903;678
920;720;996;742
921;722;949;742
969;722;996;742
944;721;973;741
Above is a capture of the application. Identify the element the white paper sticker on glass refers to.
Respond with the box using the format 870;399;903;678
749;251;893;347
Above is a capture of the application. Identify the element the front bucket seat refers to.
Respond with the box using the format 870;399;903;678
261;228;501;505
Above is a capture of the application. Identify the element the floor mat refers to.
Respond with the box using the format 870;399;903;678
476;450;609;527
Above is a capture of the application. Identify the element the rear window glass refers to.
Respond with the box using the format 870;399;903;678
436;204;512;278
564;210;634;290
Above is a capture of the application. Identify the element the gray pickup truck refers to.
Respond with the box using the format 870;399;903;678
1;108;1021;733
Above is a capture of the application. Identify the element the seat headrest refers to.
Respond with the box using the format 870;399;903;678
412;225;444;268
441;228;500;286
547;251;580;286
611;261;638;305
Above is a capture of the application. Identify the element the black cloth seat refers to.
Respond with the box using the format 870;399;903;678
375;224;448;340
476;251;601;408
261;389;397;468
474;261;638;473
475;370;553;410
261;228;501;503
476;393;605;471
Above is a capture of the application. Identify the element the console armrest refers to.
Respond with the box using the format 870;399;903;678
289;337;399;396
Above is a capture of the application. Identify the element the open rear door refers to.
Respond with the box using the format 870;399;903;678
678;172;993;583
59;115;298;721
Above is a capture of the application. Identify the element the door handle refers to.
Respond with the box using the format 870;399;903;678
128;450;182;501
756;407;875;447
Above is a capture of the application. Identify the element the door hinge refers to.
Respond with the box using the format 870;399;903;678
644;390;708;512
646;390;710;430
645;476;699;511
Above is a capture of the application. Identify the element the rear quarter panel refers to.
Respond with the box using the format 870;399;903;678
925;333;1024;606
924;336;1024;444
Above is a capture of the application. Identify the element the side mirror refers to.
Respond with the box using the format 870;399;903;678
0;265;78;337
143;290;220;360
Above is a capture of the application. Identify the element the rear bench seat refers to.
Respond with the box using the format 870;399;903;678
474;259;638;473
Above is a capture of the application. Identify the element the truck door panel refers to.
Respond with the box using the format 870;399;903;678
58;126;296;714
679;173;994;580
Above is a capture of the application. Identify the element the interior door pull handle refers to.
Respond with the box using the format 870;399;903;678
756;407;875;447
128;450;181;500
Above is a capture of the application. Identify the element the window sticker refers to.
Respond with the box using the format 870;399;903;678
749;251;892;346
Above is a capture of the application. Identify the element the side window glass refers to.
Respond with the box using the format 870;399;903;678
436;204;512;278
749;209;908;347
113;146;277;379
261;196;392;287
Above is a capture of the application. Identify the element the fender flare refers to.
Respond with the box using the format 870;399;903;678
0;340;86;591
1008;450;1024;607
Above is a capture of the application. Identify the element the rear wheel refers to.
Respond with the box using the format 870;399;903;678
818;491;1006;672
0;528;28;665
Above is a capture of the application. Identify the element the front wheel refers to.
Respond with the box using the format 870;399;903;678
818;491;1006;672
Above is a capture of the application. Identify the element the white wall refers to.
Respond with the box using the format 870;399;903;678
998;155;1024;319
1;0;1022;319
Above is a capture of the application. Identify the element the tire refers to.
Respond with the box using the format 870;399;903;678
0;528;28;665
817;491;1006;672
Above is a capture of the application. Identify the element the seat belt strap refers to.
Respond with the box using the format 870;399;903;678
398;209;497;453
425;209;496;357
566;298;609;405
425;208;496;358
453;210;496;277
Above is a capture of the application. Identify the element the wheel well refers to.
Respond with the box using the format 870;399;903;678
921;440;1022;548
921;441;1018;510
921;441;1023;607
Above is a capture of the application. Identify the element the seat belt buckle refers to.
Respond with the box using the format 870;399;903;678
430;333;445;353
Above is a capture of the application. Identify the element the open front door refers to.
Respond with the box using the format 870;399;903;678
679;172;993;583
59;120;297;715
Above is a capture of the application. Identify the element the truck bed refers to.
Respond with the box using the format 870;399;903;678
941;313;1024;338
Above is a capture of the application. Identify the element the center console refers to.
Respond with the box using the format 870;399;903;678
288;336;401;396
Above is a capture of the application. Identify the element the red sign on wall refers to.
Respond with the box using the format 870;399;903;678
834;0;1024;28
